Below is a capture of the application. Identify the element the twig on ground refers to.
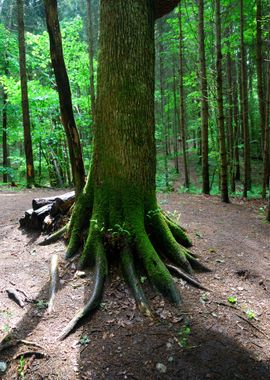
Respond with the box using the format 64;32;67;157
47;254;59;314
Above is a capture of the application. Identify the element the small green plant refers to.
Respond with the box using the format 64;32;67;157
177;322;191;348
140;276;147;284
36;300;48;310
1;324;10;333
79;335;90;346
245;309;256;320
17;355;25;379
227;296;237;305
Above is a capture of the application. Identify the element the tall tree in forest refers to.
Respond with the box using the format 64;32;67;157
240;0;251;197
157;19;169;189
44;0;85;196
43;0;207;340
17;0;35;187
227;48;235;192
198;0;209;194
173;69;179;173
178;1;189;189
2;87;8;183
86;0;96;121
262;5;270;198
263;8;270;198
215;0;229;203
256;0;265;146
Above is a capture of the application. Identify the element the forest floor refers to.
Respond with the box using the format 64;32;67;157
0;186;269;379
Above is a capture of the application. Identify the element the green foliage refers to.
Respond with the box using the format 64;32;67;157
17;355;26;380
79;334;90;345
177;321;191;348
227;296;237;305
245;309;256;320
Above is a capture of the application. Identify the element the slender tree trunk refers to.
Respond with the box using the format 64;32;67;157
158;19;169;189
173;70;179;173
240;0;251;197
233;59;241;181
178;2;189;188
198;0;209;194
2;87;8;183
262;9;270;198
215;0;229;203
86;0;96;121
44;0;85;196
17;0;35;188
256;0;265;145
227;51;235;192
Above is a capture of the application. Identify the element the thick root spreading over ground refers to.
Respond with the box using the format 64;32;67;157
43;188;208;340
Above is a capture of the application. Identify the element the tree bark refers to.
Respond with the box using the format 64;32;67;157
86;0;96;121
215;0;229;203
178;2;189;189
256;0;265;143
44;0;85;196
2;86;8;183
158;19;169;189
227;51;235;192
17;0;35;188
173;70;179;173
198;0;209;194
262;7;270;198
240;0;251;197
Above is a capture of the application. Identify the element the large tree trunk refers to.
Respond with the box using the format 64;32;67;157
17;0;35;188
157;19;169;189
198;0;209;194
178;2;189;189
215;0;229;203
45;0;208;341
86;0;96;122
44;0;85;196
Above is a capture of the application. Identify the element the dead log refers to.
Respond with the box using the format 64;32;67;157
21;191;75;232
32;191;75;211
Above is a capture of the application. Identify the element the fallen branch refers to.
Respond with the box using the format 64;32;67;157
47;254;59;314
13;351;47;360
236;314;269;339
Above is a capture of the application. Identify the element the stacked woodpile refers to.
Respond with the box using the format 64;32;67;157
19;191;75;231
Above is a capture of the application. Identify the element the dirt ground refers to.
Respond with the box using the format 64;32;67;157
0;187;269;380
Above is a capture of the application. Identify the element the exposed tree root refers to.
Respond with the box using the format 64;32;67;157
166;264;210;291
120;245;152;317
58;235;107;340
38;194;209;340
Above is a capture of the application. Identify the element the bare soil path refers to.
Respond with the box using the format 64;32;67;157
0;188;269;379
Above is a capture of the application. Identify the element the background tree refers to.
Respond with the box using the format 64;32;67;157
17;0;35;187
198;0;209;194
240;0;251;197
44;0;85;195
215;0;229;203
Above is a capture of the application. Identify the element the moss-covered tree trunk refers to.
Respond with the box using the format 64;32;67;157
45;0;207;340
